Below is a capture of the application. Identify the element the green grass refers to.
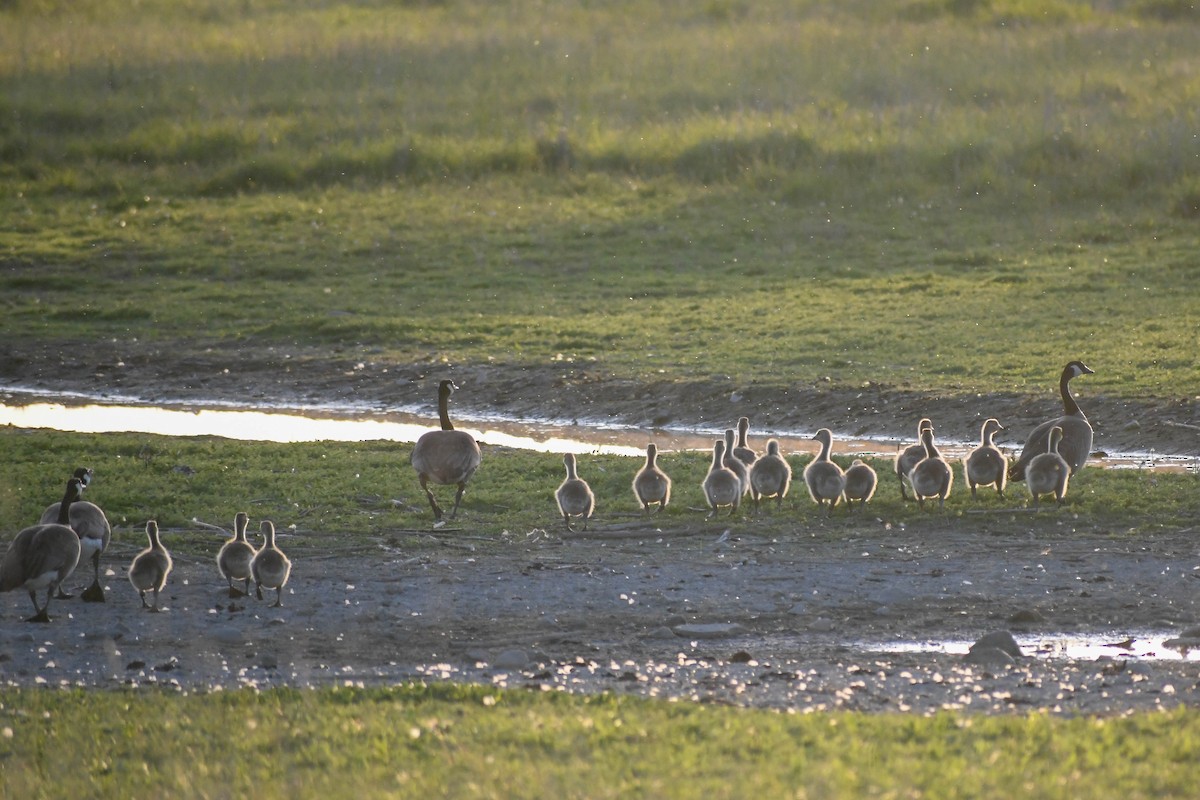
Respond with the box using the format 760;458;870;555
4;684;1200;799
2;428;1196;555
1;0;1198;399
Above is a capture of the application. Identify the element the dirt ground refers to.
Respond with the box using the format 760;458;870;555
3;340;1200;714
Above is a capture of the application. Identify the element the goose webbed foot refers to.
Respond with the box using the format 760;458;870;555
81;581;106;603
228;586;248;598
55;588;74;600
26;610;52;623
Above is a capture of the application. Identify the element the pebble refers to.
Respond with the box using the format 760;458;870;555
968;631;1023;659
671;622;748;639
493;649;530;669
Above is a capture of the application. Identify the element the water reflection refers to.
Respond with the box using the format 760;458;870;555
0;389;1194;470
858;632;1200;662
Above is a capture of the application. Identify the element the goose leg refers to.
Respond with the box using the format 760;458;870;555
26;589;52;623
82;552;106;602
449;482;468;519
418;474;444;520
272;588;284;608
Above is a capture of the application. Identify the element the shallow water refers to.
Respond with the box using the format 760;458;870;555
1;386;1194;471
855;631;1200;662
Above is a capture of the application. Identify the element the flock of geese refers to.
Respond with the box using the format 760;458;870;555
0;470;292;623
1;361;1093;623
416;361;1095;528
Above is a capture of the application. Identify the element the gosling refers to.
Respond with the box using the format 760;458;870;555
842;459;878;511
555;453;595;531
964;418;1007;499
748;439;791;513
632;443;671;514
702;440;742;518
804;429;846;515
1025;426;1071;510
216;511;257;597
251;520;292;608
128;520;172;612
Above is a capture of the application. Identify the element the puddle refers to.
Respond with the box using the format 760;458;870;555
857;632;1200;662
0;386;1194;470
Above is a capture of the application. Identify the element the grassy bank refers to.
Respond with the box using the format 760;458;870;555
4;684;1200;799
2;428;1195;546
1;0;1198;399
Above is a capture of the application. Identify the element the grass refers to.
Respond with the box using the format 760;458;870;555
4;684;1200;799
1;428;1196;556
1;0;1198;398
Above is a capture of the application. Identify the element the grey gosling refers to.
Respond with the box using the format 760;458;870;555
723;428;751;495
732;416;758;467
128;520;172;612
894;418;933;501
702;440;742;518
555;453;595;531
909;427;954;510
632;443;671;514
842;459;878;511
216;511;257;597
1009;361;1094;482
803;428;846;515
748;439;791;513
410;380;483;521
251;520;292;608
1025;426;1071;510
964;418;1007;499
40;466;111;602
1;477;84;622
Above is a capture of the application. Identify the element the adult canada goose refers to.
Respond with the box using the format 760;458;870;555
1009;361;1095;482
843;459;878;511
748;439;791;513
1025;426;1071;510
251;520;292;608
555;453;595;531
40;466;111;602
894;418;933;501
702;440;741;518
632;443;671;514
723;428;750;495
732;417;758;467
964;418;1007;499
216;511;257;598
803;429;846;515
410;380;483;521
909;427;954;510
1;478;83;622
128;520;172;612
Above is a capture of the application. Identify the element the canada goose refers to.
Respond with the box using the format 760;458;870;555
40;467;111;602
803;429;846;515
410;380;483;521
555;453;595;531
702;440;741;518
964;418;1007;499
723;428;750;495
216;511;257;598
748;439;791;513
632;443;671;514
128;520;172;612
732;417;758;467
1;478;83;622
843;459;878;511
894;418;933;501
1009;361;1095;482
909;427;954;510
251;520;292;608
1025;426;1071;510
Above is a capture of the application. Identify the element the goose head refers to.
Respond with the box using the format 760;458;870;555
1064;361;1094;380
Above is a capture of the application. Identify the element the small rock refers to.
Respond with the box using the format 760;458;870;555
1007;609;1045;625
493;649;530;669
964;646;1016;666
808;617;836;633
260;653;278;670
969;631;1023;659
213;625;248;645
671;622;748;639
